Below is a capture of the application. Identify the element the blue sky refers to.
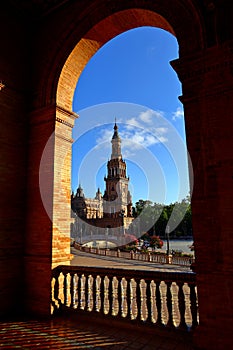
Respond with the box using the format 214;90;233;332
72;27;191;205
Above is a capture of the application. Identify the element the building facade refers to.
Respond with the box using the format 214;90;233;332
71;122;134;242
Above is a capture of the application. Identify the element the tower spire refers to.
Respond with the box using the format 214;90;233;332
111;120;121;159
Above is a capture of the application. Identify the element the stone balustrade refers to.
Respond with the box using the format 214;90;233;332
73;244;195;267
51;265;198;332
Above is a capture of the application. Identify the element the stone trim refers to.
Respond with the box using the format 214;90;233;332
55;104;79;130
56;104;79;121
55;116;74;129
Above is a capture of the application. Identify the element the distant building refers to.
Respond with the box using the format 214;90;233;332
71;122;134;242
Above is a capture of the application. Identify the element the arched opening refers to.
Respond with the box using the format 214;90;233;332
70;26;193;253
32;0;205;335
53;7;201;266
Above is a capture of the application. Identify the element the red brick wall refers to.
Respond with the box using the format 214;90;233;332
0;3;28;316
1;2;233;349
173;46;233;349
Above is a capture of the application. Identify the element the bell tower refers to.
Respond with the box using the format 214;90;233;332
103;122;132;218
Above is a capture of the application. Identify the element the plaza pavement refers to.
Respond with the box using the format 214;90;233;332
0;315;194;349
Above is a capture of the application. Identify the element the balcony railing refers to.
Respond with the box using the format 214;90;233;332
51;265;198;332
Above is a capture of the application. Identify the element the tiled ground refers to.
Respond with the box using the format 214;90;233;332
0;315;195;349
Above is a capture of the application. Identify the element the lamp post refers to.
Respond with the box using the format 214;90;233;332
119;209;125;232
119;209;125;246
166;225;170;256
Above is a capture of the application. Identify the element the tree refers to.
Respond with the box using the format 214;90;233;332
133;198;193;238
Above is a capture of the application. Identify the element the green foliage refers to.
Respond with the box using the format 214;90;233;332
133;196;193;238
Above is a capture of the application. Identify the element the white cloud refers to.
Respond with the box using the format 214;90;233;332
154;127;168;134
96;129;112;145
138;109;164;124
125;117;142;128
172;107;184;121
139;110;153;124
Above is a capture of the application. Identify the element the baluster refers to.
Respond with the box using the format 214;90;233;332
178;282;187;330
108;276;113;316
73;274;78;309
54;272;60;303
135;279;141;322
117;278;122;318
88;275;94;312
155;281;162;326
51;277;56;312
189;283;198;329
51;271;61;313
100;276;105;315
146;280;152;324
166;281;174;328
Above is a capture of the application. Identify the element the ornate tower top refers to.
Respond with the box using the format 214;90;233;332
112;121;119;139
76;184;84;198
111;121;122;159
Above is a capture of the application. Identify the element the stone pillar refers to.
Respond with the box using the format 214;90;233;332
172;44;233;349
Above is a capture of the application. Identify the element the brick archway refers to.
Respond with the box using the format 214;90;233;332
27;0;218;346
2;0;233;348
50;4;233;347
27;3;203;317
27;0;206;313
52;5;204;267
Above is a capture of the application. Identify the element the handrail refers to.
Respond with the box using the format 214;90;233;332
51;265;198;331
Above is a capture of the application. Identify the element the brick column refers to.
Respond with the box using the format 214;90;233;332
25;104;77;316
52;105;77;267
172;44;233;349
